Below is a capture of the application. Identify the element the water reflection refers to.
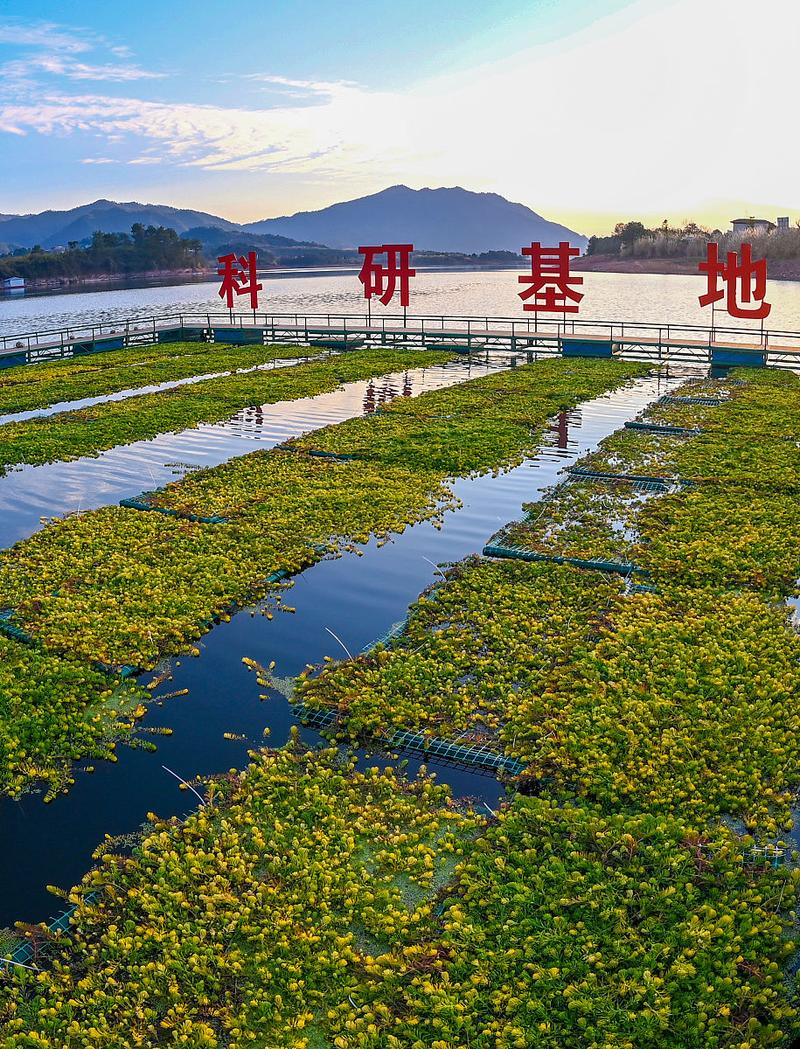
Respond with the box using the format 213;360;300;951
0;356;516;550
549;410;571;449
4;270;800;341
362;375;405;414
0;370;686;926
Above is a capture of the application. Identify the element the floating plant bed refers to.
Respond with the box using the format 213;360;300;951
482;542;647;576
624;421;704;435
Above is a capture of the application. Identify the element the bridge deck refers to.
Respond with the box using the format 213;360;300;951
2;314;798;367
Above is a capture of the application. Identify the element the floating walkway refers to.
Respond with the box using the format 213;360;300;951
3;311;800;369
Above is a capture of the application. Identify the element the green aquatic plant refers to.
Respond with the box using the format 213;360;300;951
0;348;454;470
0;341;323;416
371;800;799;1049
299;557;621;742
0;744;482;1047
0;634;149;799
0;357;646;793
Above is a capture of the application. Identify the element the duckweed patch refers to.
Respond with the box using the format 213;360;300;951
0;349;453;471
0;744;483;1047
0;357;646;791
4;363;800;1047
0;634;149;799
0;342;321;416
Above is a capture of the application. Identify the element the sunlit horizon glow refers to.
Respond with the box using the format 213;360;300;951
1;0;798;237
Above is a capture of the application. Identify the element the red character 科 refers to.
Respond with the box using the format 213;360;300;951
518;241;584;313
358;244;415;308
698;242;771;320
217;251;262;310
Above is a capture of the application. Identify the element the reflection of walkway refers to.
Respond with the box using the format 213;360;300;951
362;375;407;414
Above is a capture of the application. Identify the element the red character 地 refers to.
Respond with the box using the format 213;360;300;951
518;241;584;313
698;242;771;320
217;251;262;310
358;244;415;308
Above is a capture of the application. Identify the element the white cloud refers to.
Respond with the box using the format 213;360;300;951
0;17;164;84
0;21;89;53
2;54;164;82
1;0;799;223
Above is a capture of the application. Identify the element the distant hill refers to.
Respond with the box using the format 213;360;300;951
183;226;323;252
243;185;586;254
0;187;585;258
183;226;357;268
1;201;240;250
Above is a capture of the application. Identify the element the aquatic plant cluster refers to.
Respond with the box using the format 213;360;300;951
0;348;451;471
5;359;797;1046
294;367;800;1044
0;353;641;798
0;745;484;1047
0;341;323;417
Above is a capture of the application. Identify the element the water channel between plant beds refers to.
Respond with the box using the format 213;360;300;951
0;351;522;549
0;363;689;927
0;351;326;428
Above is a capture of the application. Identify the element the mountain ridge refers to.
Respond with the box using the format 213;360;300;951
0;187;585;255
244;185;586;254
0;200;241;250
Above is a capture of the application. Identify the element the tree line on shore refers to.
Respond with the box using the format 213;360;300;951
0;225;205;282
0;221;526;284
588;219;800;260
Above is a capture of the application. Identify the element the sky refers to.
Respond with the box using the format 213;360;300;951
0;0;798;235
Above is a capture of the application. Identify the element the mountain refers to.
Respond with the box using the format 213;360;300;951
243;185;586;254
0;201;241;250
0;187;585;257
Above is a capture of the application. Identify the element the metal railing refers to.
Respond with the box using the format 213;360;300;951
3;310;800;356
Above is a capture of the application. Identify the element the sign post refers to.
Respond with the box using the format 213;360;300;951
358;244;416;332
217;251;262;318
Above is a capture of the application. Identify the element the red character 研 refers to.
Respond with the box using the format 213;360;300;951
358;244;415;308
518;241;584;313
698;242;771;320
217;251;262;310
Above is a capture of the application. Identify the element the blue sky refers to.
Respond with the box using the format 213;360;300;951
1;0;798;232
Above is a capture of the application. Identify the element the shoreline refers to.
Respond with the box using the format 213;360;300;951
1;261;521;298
572;254;800;282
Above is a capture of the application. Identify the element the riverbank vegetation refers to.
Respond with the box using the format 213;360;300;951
0;227;205;283
587;219;800;262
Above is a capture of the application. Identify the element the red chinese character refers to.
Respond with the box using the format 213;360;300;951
698;242;771;320
358;244;415;308
518;242;584;313
217;251;262;310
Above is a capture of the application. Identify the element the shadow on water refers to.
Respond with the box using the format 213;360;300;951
0;368;687;927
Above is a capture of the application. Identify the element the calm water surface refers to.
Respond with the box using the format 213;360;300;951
0;370;686;926
0;354;519;548
4;269;800;336
0;272;745;930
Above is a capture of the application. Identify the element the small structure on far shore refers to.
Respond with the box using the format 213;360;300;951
1;276;24;291
731;217;777;235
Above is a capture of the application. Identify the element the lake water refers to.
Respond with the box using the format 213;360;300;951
3;268;800;336
0;370;683;927
0;266;788;929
